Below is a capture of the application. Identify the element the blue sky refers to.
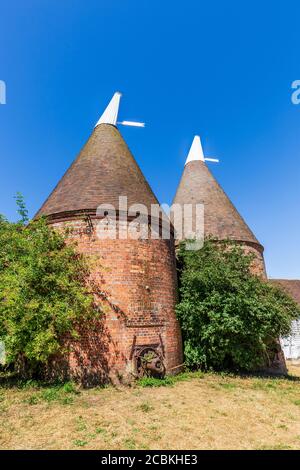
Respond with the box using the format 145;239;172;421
0;0;300;279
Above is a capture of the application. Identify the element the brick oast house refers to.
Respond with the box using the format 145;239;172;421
172;135;266;276
35;93;298;382
36;92;183;385
172;135;288;373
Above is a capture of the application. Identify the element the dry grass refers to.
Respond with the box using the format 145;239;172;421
1;362;300;450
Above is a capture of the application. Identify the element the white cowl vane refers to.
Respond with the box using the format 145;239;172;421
185;135;219;165
95;92;122;127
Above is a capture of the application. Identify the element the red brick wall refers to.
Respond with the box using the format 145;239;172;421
47;216;183;386
239;242;267;278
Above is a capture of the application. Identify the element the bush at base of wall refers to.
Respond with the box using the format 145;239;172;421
176;238;300;371
0;197;96;374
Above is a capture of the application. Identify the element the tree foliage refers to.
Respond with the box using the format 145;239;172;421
0;197;95;370
176;239;300;371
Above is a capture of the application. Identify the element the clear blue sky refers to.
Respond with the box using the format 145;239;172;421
0;1;300;279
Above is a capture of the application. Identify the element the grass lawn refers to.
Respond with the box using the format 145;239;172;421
1;362;300;450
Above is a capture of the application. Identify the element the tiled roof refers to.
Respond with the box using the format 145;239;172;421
172;160;261;246
36;124;158;217
270;279;300;305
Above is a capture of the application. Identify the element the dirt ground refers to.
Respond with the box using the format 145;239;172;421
1;362;300;450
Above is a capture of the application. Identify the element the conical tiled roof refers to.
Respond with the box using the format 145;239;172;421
36;123;158;218
172;158;262;247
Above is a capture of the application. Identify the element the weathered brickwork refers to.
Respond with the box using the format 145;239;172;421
36;115;281;384
36;122;184;386
46;216;183;386
236;242;266;278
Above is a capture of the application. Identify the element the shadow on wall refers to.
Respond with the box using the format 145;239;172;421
45;318;112;388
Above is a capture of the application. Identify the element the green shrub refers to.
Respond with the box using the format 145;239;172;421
176;239;300;371
0;196;96;372
138;376;175;387
137;371;204;387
